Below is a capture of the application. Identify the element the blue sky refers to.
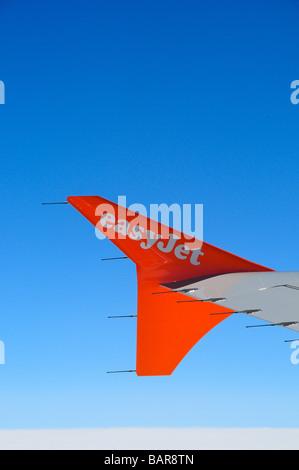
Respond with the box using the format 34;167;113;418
0;0;299;429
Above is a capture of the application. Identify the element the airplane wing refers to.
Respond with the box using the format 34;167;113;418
66;195;290;376
172;271;299;332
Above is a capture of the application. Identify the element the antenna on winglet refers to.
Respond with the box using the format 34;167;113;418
101;256;129;261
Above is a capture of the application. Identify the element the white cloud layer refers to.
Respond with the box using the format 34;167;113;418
0;428;298;450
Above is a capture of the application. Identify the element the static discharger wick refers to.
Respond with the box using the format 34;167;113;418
177;297;226;304
246;321;299;329
152;288;198;295
42;202;68;205
106;370;136;374
210;308;262;316
108;315;137;319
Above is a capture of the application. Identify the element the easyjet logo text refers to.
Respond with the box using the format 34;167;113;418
95;210;204;266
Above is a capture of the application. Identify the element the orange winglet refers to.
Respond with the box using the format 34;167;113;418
67;196;273;376
136;276;234;376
